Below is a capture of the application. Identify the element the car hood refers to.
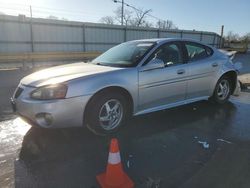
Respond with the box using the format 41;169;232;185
21;62;123;87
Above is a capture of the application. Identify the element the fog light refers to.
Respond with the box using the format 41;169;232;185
35;113;53;127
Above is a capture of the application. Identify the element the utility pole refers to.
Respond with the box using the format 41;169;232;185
113;0;125;26
113;0;153;26
121;0;124;26
220;25;224;48
29;5;33;18
29;5;34;52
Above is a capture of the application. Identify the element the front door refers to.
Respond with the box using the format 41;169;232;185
138;42;188;112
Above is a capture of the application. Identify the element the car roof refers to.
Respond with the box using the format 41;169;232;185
132;38;215;49
132;38;204;44
132;38;174;43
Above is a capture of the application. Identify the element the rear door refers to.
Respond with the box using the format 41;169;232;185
183;42;218;99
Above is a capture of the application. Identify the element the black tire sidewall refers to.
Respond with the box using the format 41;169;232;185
86;92;128;135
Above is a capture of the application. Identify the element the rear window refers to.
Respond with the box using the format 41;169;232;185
185;42;213;61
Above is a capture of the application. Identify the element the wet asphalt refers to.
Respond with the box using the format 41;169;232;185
0;53;250;188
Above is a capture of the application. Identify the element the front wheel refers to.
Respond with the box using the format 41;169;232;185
211;77;231;104
85;92;128;135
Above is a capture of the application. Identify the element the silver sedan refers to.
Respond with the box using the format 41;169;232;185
11;38;240;135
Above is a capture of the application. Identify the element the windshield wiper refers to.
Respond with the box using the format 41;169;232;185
92;62;110;66
91;61;132;68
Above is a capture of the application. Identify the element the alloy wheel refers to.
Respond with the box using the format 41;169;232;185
217;79;230;100
98;99;123;130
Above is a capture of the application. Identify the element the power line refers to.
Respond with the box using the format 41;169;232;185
0;2;172;27
0;6;30;14
0;4;109;20
0;1;166;22
0;3;111;17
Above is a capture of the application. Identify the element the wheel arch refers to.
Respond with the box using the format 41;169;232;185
217;70;237;94
83;86;134;125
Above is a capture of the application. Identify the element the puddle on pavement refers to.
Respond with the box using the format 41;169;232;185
0;118;31;188
0;117;31;142
0;117;31;158
0;92;249;187
13;118;31;136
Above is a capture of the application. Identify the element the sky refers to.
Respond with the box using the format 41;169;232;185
0;0;249;36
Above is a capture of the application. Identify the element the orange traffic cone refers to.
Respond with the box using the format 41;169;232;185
96;138;134;188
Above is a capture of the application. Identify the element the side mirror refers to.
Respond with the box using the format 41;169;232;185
141;58;165;71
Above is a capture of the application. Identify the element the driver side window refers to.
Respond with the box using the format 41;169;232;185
147;43;184;67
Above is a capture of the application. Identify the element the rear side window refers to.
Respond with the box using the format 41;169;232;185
185;42;213;62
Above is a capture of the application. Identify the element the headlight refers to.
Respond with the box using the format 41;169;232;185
30;84;68;100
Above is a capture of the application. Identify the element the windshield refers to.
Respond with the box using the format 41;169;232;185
92;41;155;67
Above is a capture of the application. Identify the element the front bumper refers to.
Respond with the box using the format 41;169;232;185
11;85;92;128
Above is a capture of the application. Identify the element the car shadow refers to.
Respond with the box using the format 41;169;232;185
19;100;236;160
15;100;237;187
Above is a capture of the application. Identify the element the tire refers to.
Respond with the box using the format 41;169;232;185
85;91;129;136
211;77;231;104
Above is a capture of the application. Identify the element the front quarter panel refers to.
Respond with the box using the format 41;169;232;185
66;68;138;113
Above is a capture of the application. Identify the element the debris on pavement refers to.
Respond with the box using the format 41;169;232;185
127;160;130;168
145;177;161;188
127;154;133;168
198;141;209;149
194;137;210;149
217;138;232;144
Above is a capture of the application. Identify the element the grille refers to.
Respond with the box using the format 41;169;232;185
14;87;23;98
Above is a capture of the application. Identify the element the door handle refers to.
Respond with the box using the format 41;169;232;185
212;62;218;67
177;69;185;75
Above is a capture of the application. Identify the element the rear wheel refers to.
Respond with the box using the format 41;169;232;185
85;92;128;135
211;77;231;104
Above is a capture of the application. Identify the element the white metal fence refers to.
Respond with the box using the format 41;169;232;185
0;15;222;53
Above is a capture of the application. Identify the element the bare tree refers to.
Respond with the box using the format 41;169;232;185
241;33;250;48
242;33;250;41
113;7;132;26
156;20;178;29
61;17;68;21
100;7;152;27
46;15;68;21
144;22;154;28
225;31;240;42
99;6;177;29
132;8;152;27
100;16;115;25
46;15;59;20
